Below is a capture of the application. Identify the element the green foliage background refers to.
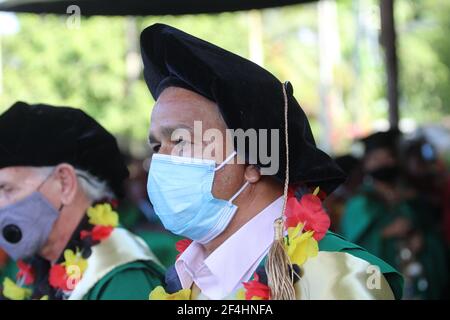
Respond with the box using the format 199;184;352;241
0;0;449;155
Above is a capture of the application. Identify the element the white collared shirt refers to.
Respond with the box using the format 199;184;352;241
175;196;283;299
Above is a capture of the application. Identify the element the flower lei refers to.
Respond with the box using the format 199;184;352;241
1;201;119;300
149;186;330;300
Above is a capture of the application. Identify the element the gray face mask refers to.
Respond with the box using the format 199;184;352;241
0;191;59;261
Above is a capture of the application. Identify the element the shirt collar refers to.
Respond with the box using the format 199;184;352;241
175;196;283;299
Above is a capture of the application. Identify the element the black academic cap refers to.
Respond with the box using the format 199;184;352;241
360;129;401;155
140;23;346;195
334;155;360;176
0;102;129;198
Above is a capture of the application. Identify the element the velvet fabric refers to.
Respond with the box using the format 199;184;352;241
140;23;346;195
0;101;129;198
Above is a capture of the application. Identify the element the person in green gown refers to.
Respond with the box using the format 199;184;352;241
340;130;448;299
140;23;403;300
0;102;164;300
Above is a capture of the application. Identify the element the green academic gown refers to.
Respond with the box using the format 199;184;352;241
1;228;164;300
185;231;403;300
70;227;164;300
83;260;164;300
340;184;448;299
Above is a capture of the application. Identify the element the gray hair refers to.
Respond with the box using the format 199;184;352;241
34;166;115;202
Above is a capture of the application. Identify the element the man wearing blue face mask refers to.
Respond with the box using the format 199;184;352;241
0;101;164;300
141;24;404;300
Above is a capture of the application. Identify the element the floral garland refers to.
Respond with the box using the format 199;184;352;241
149;186;330;300
1;201;120;300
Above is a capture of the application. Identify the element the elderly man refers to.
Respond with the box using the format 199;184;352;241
142;24;403;300
0;102;164;300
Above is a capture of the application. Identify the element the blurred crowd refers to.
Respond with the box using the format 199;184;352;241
325;129;450;300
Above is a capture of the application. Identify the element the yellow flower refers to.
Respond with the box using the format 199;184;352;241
285;223;318;266
63;249;88;276
313;186;320;196
87;203;119;227
235;288;266;300
236;288;246;300
2;277;32;300
149;286;191;300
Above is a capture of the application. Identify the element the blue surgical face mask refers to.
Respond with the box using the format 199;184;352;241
147;152;249;244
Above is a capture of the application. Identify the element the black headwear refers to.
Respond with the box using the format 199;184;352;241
0;101;129;198
334;155;360;176
140;23;345;195
360;129;401;155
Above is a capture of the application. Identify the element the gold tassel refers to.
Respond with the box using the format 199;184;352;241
264;81;297;300
265;218;296;300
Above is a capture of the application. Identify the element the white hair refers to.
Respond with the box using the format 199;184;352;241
34;166;115;202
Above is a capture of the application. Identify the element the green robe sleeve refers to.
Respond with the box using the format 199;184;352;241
83;260;164;300
0;259;18;284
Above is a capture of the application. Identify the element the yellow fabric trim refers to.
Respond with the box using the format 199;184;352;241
68;228;162;300
296;251;395;299
190;251;395;300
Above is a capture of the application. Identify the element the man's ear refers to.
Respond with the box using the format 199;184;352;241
53;163;79;206
244;165;261;184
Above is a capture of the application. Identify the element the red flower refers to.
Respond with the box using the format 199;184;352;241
80;225;114;241
285;193;330;241
243;273;271;300
110;199;119;209
16;260;35;285
288;186;297;198
175;239;193;259
80;230;90;240
49;264;69;291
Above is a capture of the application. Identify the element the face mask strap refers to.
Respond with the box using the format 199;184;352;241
37;170;64;212
36;171;53;192
228;181;250;204
214;151;237;172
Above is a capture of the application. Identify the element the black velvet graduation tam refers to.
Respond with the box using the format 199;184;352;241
0;102;129;198
361;130;401;155
140;23;346;195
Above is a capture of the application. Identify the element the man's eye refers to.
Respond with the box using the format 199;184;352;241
172;139;188;148
175;138;192;145
0;185;12;194
152;144;161;153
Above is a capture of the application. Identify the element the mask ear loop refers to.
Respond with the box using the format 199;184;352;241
37;170;65;212
228;181;250;204
214;151;237;172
